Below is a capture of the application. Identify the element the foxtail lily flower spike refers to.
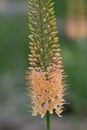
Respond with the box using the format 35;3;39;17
26;0;65;119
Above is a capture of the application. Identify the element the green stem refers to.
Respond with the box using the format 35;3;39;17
39;1;50;129
39;0;47;71
46;111;50;130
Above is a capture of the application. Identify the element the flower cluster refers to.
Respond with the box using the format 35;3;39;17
26;0;65;118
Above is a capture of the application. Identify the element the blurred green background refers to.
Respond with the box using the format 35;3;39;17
0;0;87;130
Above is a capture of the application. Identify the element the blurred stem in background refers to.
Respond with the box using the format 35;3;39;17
66;0;85;18
66;0;87;39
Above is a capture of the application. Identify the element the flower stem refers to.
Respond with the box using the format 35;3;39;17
46;111;50;130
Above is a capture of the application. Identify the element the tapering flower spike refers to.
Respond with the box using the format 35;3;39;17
26;0;65;119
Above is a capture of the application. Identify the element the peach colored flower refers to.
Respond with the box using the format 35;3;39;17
26;52;65;118
26;0;66;118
